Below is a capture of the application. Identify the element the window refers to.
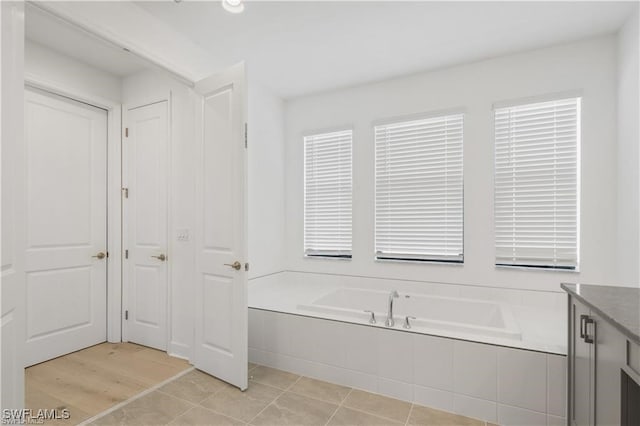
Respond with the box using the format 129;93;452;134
304;130;352;258
375;113;464;262
494;97;580;269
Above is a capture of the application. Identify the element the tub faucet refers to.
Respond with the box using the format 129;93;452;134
385;290;399;327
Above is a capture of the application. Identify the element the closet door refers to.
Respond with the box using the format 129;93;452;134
123;101;169;351
24;87;108;366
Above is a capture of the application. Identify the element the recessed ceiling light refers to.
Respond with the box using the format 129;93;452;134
222;0;244;14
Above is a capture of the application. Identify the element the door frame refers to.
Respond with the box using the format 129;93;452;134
121;93;172;350
24;73;123;343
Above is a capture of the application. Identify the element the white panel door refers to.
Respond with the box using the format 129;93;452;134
1;0;26;410
194;62;248;390
123;101;169;351
23;88;107;367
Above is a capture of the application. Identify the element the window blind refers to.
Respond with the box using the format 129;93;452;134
494;97;580;269
304;130;352;258
375;114;464;262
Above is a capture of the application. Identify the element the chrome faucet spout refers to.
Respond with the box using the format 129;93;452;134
385;290;399;327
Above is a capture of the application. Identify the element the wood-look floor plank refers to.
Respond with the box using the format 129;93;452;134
25;386;92;426
25;342;191;424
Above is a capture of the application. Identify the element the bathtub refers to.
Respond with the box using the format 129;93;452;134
297;287;522;340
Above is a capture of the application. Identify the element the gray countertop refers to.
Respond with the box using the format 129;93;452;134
561;283;640;345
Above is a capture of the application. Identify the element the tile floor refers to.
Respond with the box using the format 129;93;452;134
89;363;499;426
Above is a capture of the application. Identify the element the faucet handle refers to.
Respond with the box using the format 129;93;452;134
364;310;377;325
403;316;416;329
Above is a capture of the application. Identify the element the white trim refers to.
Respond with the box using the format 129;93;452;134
166;91;174;357
24;76;123;344
127;97;170;112
24;72;119;111
491;89;584;110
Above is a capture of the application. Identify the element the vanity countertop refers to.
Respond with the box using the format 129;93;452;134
561;283;640;345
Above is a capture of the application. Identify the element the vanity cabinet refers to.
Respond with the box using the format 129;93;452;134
569;298;594;426
565;284;640;426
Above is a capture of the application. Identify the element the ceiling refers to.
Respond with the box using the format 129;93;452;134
25;4;148;77
136;1;635;99
26;1;637;99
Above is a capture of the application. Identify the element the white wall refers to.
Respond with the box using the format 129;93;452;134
284;36;619;293
122;69;197;360
616;8;640;286
25;40;121;102
248;81;286;279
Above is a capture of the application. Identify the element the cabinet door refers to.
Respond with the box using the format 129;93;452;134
593;312;625;426
571;299;593;426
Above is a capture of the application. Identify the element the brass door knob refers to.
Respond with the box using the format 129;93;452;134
92;252;106;260
224;261;242;270
151;253;167;261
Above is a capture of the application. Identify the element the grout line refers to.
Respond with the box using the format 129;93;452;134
77;366;196;426
405;403;414;426
193;400;251;425
245;374;293;425
166;405;197;425
323;387;353;426
285;374;303;392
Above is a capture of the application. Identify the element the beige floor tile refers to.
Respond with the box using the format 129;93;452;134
200;382;281;422
169;406;245;426
249;363;259;372
343;389;412;423
249;366;299;390
159;370;227;404
327;406;403;426
288;377;351;404
408;404;484;426
91;391;194;426
250;392;337;426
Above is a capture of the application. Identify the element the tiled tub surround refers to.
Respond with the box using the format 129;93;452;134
249;272;568;425
250;272;567;354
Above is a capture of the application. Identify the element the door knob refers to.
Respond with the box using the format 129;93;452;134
92;252;106;260
151;253;167;261
224;261;242;270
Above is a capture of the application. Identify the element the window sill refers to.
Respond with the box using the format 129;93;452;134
375;257;464;266
495;264;579;273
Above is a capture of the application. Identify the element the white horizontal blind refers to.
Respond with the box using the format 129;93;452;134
494;97;580;269
304;130;352;257
375;114;464;262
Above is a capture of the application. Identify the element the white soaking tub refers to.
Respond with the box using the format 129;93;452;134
297;287;522;340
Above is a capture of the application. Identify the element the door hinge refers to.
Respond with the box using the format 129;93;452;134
125;127;129;137
125;310;129;320
122;187;129;198
244;122;248;148
125;249;129;259
244;262;249;272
